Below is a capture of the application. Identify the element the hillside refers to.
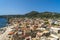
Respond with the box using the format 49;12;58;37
25;11;60;18
0;11;60;18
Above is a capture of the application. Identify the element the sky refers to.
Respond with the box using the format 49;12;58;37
0;0;60;15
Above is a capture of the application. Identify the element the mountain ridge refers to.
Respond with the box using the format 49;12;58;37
0;11;60;18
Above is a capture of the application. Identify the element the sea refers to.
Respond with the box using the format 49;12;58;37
0;18;8;28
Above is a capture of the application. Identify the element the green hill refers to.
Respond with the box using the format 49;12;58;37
0;11;60;18
25;11;60;18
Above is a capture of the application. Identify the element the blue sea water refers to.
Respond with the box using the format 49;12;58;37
0;18;8;28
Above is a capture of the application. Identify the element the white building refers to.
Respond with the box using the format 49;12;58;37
50;27;60;34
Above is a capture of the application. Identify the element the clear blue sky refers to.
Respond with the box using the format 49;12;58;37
0;0;60;15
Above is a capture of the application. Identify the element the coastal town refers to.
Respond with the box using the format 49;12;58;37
0;0;60;40
0;18;60;40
